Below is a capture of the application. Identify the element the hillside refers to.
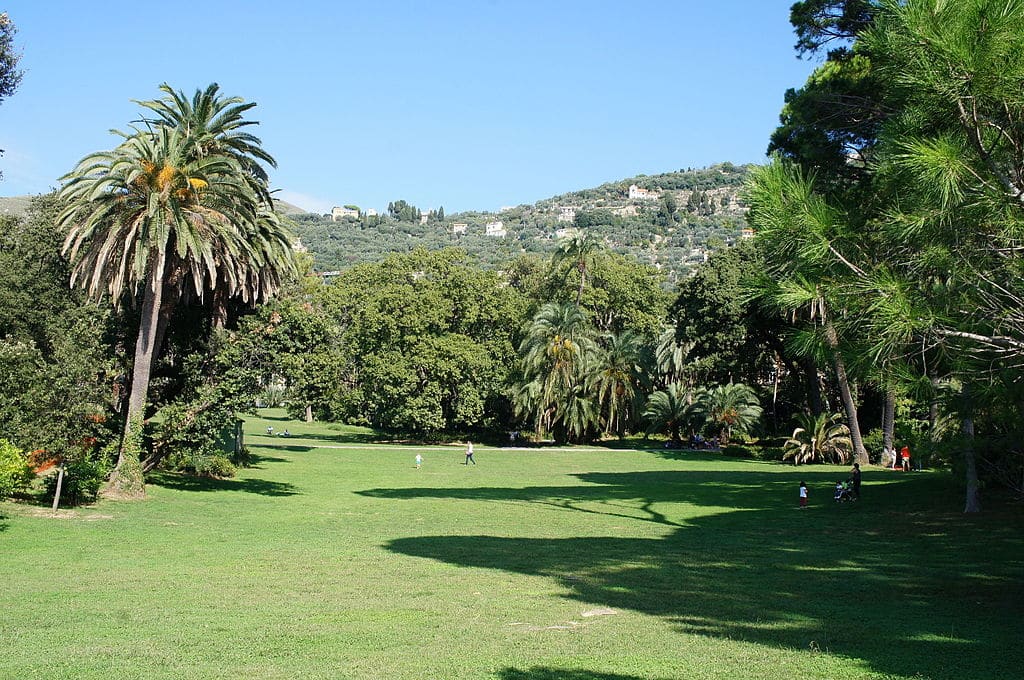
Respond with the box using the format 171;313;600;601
290;162;753;284
0;164;752;284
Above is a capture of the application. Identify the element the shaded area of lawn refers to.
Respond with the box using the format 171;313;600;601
366;470;1024;680
498;668;662;680
147;471;299;497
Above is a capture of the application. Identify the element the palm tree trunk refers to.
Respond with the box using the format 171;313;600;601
107;251;166;498
211;284;229;329
825;322;868;464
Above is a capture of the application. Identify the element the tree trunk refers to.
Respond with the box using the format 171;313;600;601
801;357;824;416
211;284;229;330
51;461;65;513
305;403;313;423
962;414;982;513
107;251;166;498
825;322;868;464
882;386;896;460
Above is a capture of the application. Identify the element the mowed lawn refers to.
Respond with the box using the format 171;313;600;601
2;412;1022;680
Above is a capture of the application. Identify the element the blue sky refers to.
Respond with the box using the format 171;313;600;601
0;1;818;214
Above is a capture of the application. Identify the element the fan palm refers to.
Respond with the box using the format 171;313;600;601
783;412;853;465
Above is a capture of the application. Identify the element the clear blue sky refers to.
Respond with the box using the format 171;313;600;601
0;1;818;214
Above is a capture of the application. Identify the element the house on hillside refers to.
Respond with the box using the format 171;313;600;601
628;184;658;200
740;227;755;239
331;206;359;221
485;221;507;237
452;223;468;236
557;206;577;223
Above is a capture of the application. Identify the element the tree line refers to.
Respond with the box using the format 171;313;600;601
2;1;1022;514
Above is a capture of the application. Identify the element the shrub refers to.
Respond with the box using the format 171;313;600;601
164;449;237;478
0;439;33;499
44;454;111;506
722;445;753;458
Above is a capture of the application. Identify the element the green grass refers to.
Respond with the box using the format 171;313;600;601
2;410;1022;680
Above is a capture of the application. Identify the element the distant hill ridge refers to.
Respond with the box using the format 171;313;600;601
0;163;752;283
288;162;753;283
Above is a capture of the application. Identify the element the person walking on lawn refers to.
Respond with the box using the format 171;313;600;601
465;441;476;465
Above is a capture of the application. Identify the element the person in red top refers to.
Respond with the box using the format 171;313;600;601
901;445;911;471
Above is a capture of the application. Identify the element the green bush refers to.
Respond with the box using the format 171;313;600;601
0;439;34;499
164;449;237;478
44;454;111;507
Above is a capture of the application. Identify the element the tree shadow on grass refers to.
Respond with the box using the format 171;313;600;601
247;454;288;466
253;443;318;453
496;668;661;680
147;471;299;496
369;470;1024;680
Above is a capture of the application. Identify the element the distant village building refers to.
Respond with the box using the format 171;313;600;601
365;208;378;217
419;213;430;225
628;184;658;200
740;227;755;239
331;206;359;221
557;206;577;223
452;223;468;236
485;221;507;237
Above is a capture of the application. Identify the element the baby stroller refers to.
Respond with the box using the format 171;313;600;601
834;481;856;503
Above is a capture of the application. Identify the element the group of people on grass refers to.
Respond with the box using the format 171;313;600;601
799;462;862;508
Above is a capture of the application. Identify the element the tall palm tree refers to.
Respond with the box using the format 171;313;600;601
746;160;869;463
552;229;605;304
514;301;598;439
58;85;291;497
592;331;646;436
136;83;295;327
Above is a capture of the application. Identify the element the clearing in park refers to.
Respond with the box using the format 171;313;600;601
1;411;1021;680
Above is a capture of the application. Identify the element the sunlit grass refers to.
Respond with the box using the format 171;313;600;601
1;409;1021;679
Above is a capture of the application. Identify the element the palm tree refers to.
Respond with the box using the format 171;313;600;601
783;412;853;465
699;383;763;445
655;325;691;386
643;382;704;443
513;301;598;440
592;331;646;436
746;160;870;463
58;85;291;497
135;83;295;328
552;229;605;304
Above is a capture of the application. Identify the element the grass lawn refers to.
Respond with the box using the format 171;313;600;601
1;410;1022;680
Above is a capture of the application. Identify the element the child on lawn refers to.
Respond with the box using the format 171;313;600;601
799;481;808;509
